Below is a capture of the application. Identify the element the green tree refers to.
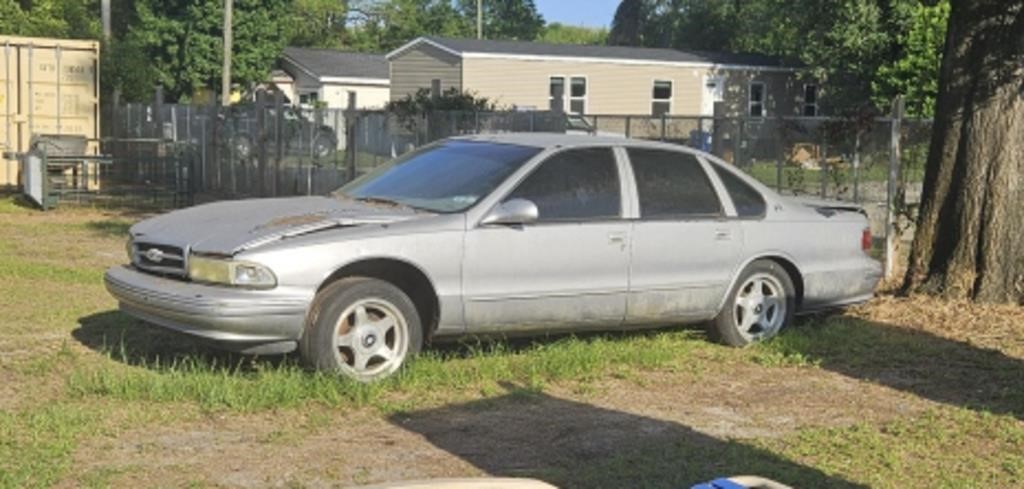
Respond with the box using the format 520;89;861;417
456;0;545;40
609;0;949;115
0;0;101;38
538;23;608;45
872;1;949;116
608;0;645;45
126;0;291;101
287;0;350;48
346;0;470;52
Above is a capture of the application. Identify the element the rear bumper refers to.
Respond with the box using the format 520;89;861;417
801;259;883;313
104;265;312;354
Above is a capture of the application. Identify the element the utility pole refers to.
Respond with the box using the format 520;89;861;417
477;0;483;39
221;0;233;106
101;0;111;41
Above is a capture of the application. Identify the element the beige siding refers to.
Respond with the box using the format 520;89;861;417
462;57;706;115
389;44;462;101
321;83;390;110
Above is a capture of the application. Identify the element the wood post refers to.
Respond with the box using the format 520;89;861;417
885;96;905;279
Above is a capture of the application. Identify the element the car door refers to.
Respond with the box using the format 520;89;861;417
623;147;743;324
462;147;631;333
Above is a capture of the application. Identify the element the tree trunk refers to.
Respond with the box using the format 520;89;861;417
903;0;1024;304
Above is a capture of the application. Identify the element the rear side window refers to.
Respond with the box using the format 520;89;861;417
627;148;721;218
712;165;767;217
507;147;620;221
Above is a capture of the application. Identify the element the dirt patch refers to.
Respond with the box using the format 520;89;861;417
62;363;934;488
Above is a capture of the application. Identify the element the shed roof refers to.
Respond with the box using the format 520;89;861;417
282;47;389;80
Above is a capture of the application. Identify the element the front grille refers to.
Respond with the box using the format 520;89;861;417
133;242;187;276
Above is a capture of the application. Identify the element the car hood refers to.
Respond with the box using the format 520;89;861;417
129;196;425;255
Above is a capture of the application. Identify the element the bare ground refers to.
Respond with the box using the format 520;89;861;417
62;359;939;488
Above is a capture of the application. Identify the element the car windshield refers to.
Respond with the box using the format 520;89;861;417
335;140;542;213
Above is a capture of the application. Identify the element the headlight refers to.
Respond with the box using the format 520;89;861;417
187;255;277;289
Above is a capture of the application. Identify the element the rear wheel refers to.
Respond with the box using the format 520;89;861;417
300;277;422;382
710;260;796;346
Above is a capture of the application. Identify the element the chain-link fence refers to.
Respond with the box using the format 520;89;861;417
575;113;931;257
95;102;929;275
99;102;568;203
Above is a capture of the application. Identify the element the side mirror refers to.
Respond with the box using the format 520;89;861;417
481;199;539;226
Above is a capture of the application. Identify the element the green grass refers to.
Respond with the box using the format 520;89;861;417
64;330;719;413
0;404;98;488
745;161;893;192
757;408;1024;488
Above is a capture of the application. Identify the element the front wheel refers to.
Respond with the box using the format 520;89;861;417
709;260;796;346
300;277;422;382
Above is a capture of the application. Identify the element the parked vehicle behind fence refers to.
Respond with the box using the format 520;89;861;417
105;134;882;382
227;104;339;160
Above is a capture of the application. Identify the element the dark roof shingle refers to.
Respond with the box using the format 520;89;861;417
420;36;792;68
282;47;389;79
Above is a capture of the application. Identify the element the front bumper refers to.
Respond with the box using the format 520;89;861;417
104;265;312;354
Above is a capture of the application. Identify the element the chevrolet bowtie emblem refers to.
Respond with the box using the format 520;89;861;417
144;248;165;263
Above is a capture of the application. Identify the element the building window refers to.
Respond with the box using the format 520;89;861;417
803;84;818;116
299;91;319;106
748;82;765;117
569;76;587;114
652;80;672;117
549;77;565;112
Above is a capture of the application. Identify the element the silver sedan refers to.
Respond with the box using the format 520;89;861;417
105;134;882;382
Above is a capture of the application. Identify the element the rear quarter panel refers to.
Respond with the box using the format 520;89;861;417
740;207;881;312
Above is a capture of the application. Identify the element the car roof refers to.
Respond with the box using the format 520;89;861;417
453;132;781;204
454;132;693;151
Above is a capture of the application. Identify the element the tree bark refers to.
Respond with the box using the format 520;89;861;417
903;0;1024;304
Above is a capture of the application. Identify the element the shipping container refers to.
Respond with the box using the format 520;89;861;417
1;35;100;188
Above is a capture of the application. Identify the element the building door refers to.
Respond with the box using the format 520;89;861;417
702;76;724;116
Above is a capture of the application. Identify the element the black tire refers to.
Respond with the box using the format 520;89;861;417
232;134;253;160
312;131;337;159
299;277;422;382
709;259;796;347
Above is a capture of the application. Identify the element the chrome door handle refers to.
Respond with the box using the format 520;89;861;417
608;232;626;244
714;229;732;240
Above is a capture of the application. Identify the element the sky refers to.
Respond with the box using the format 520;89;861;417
534;0;620;28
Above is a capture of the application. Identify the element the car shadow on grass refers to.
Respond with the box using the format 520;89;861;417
72;310;294;372
73;309;1024;422
389;384;863;489
772;315;1024;420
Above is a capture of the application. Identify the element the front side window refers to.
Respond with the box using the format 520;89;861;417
652;80;672;117
627;148;722;219
506;147;620;221
749;82;765;117
549;77;565;112
569;77;587;114
712;164;767;217
338;141;541;213
803;84;818;116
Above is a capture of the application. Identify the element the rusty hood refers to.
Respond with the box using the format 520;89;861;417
129;196;424;255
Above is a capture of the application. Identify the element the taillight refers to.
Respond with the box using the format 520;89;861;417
861;228;872;252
